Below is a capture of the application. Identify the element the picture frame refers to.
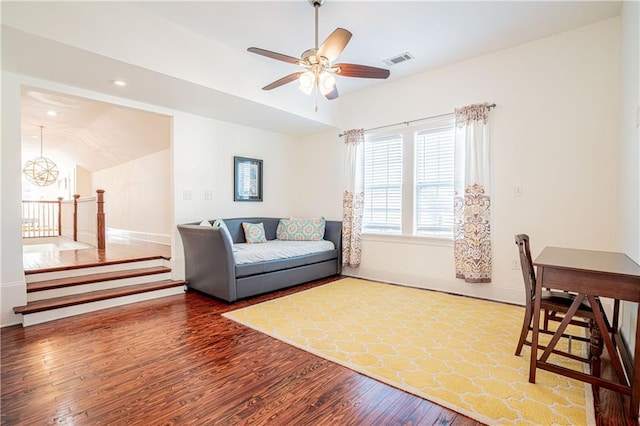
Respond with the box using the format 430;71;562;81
234;156;263;202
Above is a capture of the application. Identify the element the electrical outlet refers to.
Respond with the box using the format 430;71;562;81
512;259;520;270
204;190;213;200
182;190;192;200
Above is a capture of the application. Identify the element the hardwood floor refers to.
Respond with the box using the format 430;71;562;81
1;277;634;425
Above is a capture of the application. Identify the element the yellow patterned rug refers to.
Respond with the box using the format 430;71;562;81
223;278;594;425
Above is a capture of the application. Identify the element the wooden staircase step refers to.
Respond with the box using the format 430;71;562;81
24;255;170;275
14;280;186;315
27;266;172;292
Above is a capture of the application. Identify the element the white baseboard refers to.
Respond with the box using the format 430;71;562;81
77;231;97;246
342;266;524;306
107;227;171;245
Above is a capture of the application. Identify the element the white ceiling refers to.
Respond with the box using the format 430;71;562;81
20;87;171;172
134;0;622;95
3;1;622;173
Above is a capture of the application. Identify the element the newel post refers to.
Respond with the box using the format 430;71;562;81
97;189;106;250
57;197;63;236
73;194;80;241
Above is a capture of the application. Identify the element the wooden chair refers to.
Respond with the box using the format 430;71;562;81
514;234;605;368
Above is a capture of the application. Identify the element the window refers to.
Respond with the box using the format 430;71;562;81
363;135;403;233
362;116;455;238
415;125;455;236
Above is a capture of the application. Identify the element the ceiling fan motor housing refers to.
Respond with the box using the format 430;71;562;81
301;48;319;63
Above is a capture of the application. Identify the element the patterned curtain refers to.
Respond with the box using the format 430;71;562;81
453;103;492;283
342;128;365;268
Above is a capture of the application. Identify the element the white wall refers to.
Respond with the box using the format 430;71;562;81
75;165;93;197
619;1;640;359
93;148;172;243
289;129;343;221
1;72;28;326
299;17;623;305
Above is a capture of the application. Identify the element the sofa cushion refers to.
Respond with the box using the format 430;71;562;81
276;217;326;241
235;249;338;278
242;222;267;243
234;240;335;264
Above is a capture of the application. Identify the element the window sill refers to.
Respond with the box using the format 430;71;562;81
362;232;453;247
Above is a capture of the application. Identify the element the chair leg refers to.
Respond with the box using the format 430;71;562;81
589;319;603;399
543;309;550;331
515;307;533;356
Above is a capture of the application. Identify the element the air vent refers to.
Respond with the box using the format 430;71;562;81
383;52;414;67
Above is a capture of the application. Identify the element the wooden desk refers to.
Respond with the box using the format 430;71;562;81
531;247;640;418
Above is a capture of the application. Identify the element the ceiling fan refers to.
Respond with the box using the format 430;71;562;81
247;0;390;101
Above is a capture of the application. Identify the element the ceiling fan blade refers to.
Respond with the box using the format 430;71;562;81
334;63;390;79
317;28;352;62
247;47;300;65
324;84;339;100
262;72;304;90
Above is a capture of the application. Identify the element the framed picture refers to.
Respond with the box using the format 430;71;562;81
234;156;263;202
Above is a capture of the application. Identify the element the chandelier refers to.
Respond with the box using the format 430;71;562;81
23;126;59;187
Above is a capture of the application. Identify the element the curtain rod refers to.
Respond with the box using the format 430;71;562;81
338;103;496;137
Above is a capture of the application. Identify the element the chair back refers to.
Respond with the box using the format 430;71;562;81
515;234;537;308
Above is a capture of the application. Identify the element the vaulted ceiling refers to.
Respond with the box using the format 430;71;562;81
2;1;622;172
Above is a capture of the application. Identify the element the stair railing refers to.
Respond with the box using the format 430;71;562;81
23;189;106;249
21;198;63;238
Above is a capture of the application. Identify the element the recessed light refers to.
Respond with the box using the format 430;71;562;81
112;80;127;87
46;110;57;117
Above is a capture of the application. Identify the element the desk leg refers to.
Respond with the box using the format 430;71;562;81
631;303;640;419
529;269;544;383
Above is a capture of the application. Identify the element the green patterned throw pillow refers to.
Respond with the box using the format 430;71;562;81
276;217;325;241
242;222;267;244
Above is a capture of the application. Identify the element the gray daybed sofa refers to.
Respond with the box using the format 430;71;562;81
177;217;342;302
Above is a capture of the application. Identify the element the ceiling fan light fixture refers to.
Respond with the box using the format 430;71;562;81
299;71;315;94
318;71;336;95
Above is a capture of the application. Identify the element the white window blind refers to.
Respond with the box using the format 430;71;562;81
415;124;455;236
363;134;402;233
